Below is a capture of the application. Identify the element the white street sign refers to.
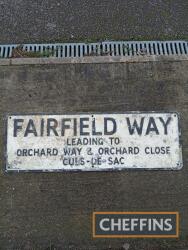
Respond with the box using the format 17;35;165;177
5;112;182;171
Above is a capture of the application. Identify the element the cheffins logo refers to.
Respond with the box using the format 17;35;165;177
92;212;179;238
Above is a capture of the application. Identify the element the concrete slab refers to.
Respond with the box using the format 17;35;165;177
0;57;188;249
1;55;188;67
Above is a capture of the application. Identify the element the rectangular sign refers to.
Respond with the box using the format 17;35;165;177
92;212;179;238
5;112;182;171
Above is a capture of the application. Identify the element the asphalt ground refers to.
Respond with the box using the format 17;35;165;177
0;0;188;44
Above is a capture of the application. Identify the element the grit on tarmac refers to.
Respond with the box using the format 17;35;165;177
0;0;187;44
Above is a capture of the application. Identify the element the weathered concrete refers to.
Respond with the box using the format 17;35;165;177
0;58;188;249
0;55;188;66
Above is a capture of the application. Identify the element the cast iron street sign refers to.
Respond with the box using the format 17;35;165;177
5;112;182;171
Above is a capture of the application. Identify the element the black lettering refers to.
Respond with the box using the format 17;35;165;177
61;118;71;136
80;118;89;136
47;119;58;136
40;118;45;136
28;149;32;156
104;118;117;135
17;149;22;156
145;117;159;135
159;117;171;135
13;119;24;137
73;118;77;136
92;118;102;136
24;119;37;137
126;117;144;135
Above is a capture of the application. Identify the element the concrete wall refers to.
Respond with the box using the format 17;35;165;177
0;57;188;249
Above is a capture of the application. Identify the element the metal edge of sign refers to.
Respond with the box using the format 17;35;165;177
3;111;183;173
3;114;8;174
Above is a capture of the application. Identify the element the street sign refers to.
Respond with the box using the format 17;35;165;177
5;112;182;171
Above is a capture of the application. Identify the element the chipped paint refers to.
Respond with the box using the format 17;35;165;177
5;112;182;172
